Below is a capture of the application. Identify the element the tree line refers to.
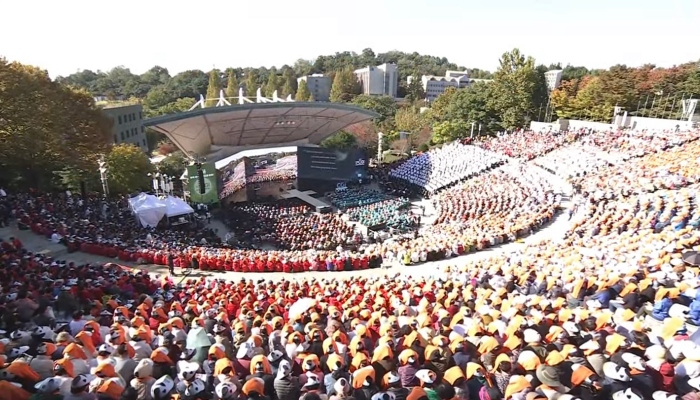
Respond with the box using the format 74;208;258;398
4;48;700;194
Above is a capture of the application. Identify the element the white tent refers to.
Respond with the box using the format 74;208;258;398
163;196;195;218
128;193;167;228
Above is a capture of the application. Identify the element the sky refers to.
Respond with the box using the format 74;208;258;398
2;0;699;78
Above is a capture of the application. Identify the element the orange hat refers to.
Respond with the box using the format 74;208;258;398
97;380;124;399
399;349;419;365
407;387;429;400
478;337;500;354
208;344;226;360
53;358;74;377
214;358;235;376
64;343;87;360
571;365;595;386
493;353;511;372
371;345;394;363
75;331;96;355
250;354;272;375
443;366;465;385
326;353;344;372
545;351;564;366
242;377;265;396
352;366;376;389
7;361;40;382
505;375;531;400
94;362;117;378
150;348;173;364
0;381;31;400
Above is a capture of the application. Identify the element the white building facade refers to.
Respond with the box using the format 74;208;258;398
409;70;472;101
297;74;331;101
353;63;399;97
545;70;563;90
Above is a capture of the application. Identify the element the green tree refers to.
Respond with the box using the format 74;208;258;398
145;97;196;118
0;59;112;189
225;70;239;101
405;77;426;104
158;152;189;179
320;131;358;150
204;69;221;107
351;95;397;125
394;107;428;134
143;85;172;109
431;120;471;144
295;79;311;101
429;83;501;134
330;67;360;102
104;144;153;194
264;73;279;97
281;69;298;98
489;48;539;129
245;70;258;97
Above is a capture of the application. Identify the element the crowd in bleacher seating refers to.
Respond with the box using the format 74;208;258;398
221;200;358;252
476;130;583;160
3;129;700;400
389;142;508;195
345;198;416;230
425;163;558;251
327;189;389;210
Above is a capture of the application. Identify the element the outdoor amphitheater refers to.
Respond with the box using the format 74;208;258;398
4;122;700;400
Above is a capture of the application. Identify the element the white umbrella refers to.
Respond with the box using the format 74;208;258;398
288;298;317;321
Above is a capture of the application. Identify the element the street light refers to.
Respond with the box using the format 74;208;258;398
98;157;109;197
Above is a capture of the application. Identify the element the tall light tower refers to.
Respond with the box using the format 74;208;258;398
98;157;109;197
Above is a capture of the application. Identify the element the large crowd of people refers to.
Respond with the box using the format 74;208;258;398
3;127;700;400
476;130;584;160
345;198;416;231
389;143;508;195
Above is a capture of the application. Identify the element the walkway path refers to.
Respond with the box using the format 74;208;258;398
1;167;575;283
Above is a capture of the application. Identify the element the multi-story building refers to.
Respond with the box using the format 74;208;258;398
409;70;471;102
100;103;148;152
353;63;398;97
297;74;331;101
545;70;563;91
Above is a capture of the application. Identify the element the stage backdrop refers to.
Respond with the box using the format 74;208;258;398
297;147;367;182
187;162;219;204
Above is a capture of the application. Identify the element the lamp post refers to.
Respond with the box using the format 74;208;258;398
98;157;109;197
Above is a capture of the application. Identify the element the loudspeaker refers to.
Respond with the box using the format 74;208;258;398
197;165;205;194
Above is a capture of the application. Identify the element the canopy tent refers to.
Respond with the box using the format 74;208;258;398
128;193;167;228
163;196;195;218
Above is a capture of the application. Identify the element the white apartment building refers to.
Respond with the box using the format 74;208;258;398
353;63;399;98
545;70;563;90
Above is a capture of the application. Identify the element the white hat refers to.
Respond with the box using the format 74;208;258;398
372;393;397;400
386;371;400;385
184;379;206;397
523;329;541;344
304;372;321;388
178;362;199;381
652;391;678;400
71;374;96;389
414;369;437;385
8;346;30;359
151;375;175;400
98;344;115;354
216;380;237;399
35;378;61;394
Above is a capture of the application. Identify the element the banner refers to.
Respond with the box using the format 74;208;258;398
187;162;219;204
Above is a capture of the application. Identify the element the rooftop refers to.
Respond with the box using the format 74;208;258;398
144;102;379;163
